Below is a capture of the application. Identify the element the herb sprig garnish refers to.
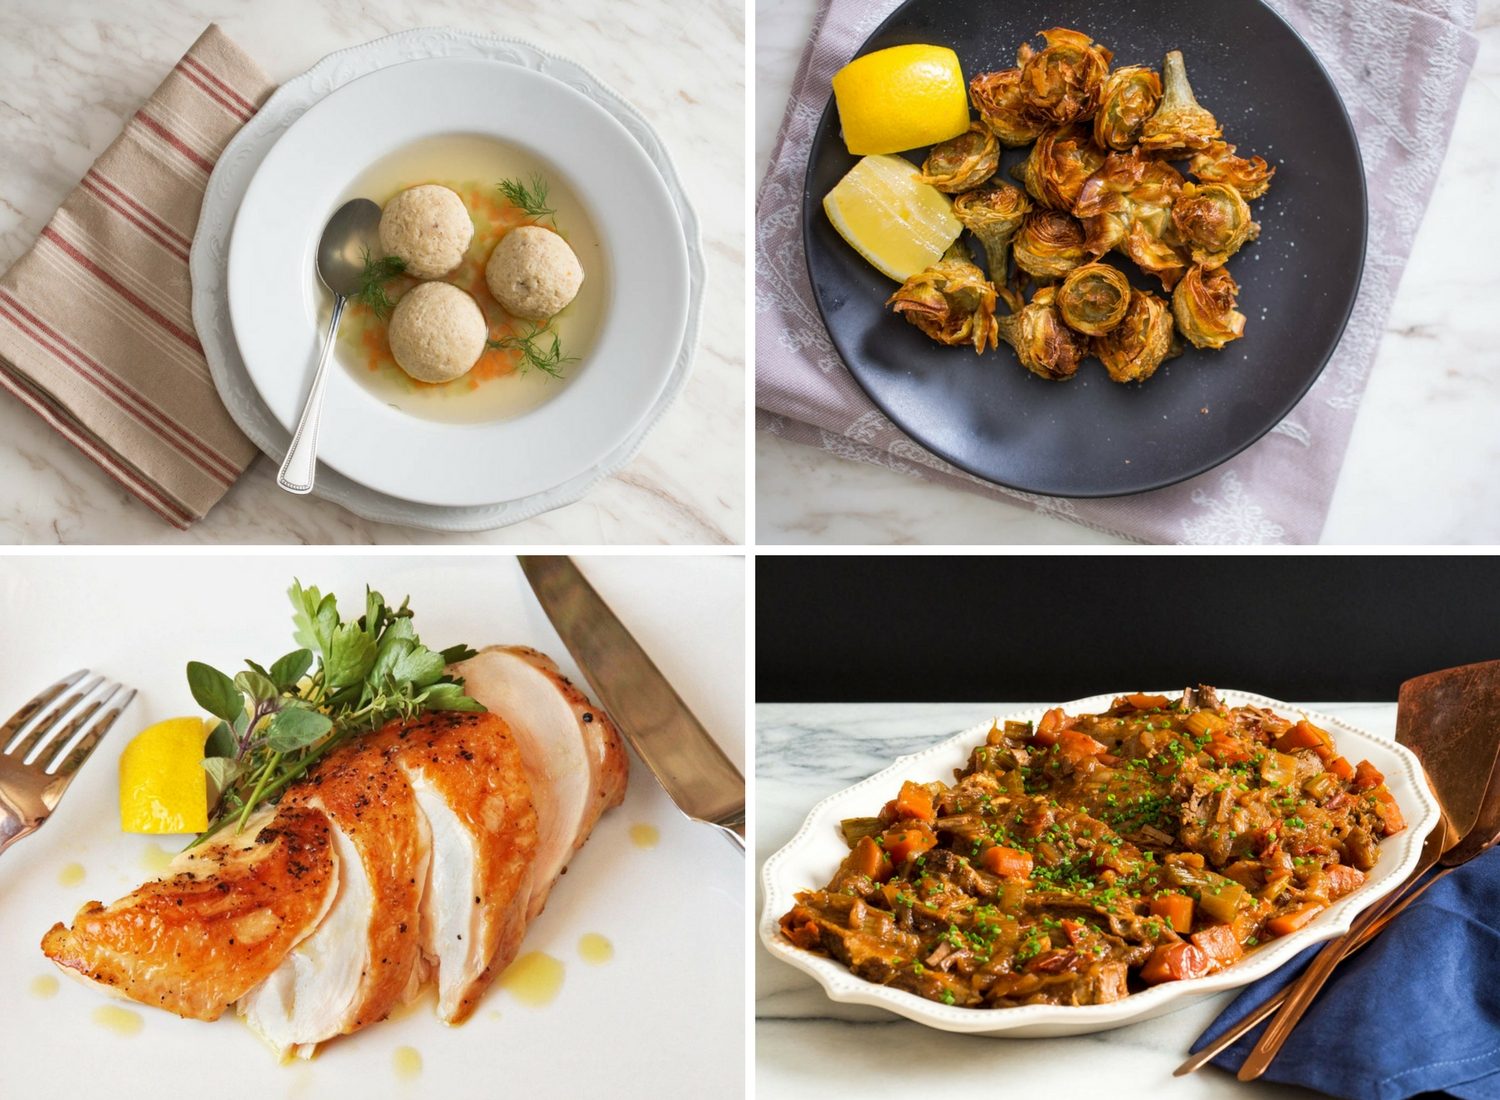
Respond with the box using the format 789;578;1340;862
186;581;481;848
487;322;578;379
353;250;406;318
497;173;557;223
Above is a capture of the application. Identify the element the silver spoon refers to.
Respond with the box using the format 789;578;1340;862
276;198;383;495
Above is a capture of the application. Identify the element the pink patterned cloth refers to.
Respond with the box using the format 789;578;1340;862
756;0;1478;544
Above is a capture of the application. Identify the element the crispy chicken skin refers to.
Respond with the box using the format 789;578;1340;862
40;805;336;1020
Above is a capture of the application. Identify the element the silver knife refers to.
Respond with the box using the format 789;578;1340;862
519;556;745;852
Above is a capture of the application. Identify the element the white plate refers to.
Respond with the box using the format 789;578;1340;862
228;56;687;507
191;29;705;529
0;556;744;1097
759;690;1440;1038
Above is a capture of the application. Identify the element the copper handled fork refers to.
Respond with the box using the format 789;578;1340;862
0;670;135;855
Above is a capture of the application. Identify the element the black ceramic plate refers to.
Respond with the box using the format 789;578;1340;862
803;0;1366;497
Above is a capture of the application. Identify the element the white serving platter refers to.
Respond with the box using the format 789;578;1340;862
760;689;1440;1037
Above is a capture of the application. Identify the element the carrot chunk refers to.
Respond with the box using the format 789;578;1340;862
883;825;937;865
1373;788;1406;836
1326;755;1355;782
1140;943;1211;984
1275;720;1331;752
1191;923;1244;966
1267;902;1325;937
1056;729;1108;765
980;845;1034;879
1127;693;1170;710
843;835;892;883
1353;760;1385;791
1150;893;1195;934
1032;707;1069;747
893;780;936;823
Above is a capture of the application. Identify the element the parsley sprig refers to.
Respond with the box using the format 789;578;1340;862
487;322;577;379
186;581;481;847
353;250;406;319
497;173;556;222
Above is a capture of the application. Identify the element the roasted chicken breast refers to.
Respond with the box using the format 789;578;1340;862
41;655;624;1056
40;804;336;1020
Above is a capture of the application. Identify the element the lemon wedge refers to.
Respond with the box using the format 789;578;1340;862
119;717;210;834
824;154;963;282
832;44;971;155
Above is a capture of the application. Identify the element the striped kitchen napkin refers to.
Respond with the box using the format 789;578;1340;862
0;25;272;528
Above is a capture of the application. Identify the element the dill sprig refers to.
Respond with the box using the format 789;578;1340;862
487;322;577;379
353;249;406;318
497;173;557;222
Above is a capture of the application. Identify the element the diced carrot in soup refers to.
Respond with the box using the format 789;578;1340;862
1127;693;1170;710
1033;707;1068;747
1275;720;1331;752
1353;760;1384;790
1327;755;1355;781
1373;788;1406;836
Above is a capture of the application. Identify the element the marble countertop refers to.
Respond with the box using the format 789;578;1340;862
756;701;1399;1098
755;0;1500;545
0;0;744;545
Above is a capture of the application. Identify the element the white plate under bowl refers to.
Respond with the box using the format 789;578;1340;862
759;690;1440;1038
228;55;687;508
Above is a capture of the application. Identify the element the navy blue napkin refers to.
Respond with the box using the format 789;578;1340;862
1192;848;1500;1099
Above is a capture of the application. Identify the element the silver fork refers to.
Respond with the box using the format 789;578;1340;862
0;670;135;855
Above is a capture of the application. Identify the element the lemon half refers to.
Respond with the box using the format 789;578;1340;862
119;717;210;834
832;44;970;155
824;155;963;282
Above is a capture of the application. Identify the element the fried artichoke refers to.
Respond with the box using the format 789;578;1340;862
1172;181;1259;267
1189;140;1276;200
995;285;1089;381
916;123;1002;193
1016;28;1113;127
970;69;1043;147
953;184;1033;283
1172;264;1246;349
1056;262;1132;336
1093;65;1162;151
886;249;999;354
1139;50;1221;156
1011;122;1106;210
1094;288;1178;382
1012;209;1089;281
1075;151;1185;256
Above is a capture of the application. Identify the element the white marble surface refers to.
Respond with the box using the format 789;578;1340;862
755;0;1500;546
0;0;744;545
756;700;1399;1098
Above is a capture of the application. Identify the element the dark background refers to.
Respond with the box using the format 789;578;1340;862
757;556;1500;702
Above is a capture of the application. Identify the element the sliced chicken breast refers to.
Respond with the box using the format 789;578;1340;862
240;738;430;1057
452;646;628;919
40;805;336;1020
371;711;538;1023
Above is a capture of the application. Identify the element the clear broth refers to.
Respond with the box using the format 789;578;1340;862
335;134;606;425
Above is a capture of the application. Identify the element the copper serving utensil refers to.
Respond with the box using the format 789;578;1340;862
1180;660;1500;1078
